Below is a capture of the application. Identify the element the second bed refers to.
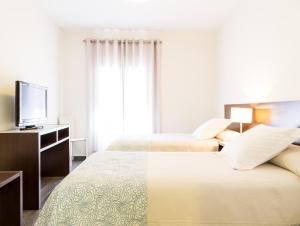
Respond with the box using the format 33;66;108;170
106;133;221;152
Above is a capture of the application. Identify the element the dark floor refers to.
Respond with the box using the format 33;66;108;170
23;159;84;226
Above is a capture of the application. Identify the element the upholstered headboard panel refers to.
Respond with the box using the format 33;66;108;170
224;100;300;145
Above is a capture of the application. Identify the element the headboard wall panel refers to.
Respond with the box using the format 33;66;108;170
225;100;300;144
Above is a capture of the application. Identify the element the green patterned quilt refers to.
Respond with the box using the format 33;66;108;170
35;152;147;226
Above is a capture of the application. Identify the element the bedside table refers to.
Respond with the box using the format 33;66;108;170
218;141;228;151
0;171;23;226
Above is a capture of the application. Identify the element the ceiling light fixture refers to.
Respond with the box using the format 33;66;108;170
127;0;150;3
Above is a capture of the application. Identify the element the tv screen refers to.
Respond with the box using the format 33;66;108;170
15;81;47;127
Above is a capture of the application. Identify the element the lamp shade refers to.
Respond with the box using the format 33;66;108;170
254;108;271;124
231;107;253;123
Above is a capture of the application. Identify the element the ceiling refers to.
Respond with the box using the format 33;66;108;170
41;0;241;29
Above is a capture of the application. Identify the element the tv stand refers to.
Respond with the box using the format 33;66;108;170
0;125;70;210
20;125;44;131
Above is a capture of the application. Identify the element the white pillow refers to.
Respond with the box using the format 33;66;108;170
193;118;231;140
216;129;241;142
222;124;300;170
270;144;300;176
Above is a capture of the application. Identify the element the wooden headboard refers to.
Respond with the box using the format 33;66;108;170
225;100;300;144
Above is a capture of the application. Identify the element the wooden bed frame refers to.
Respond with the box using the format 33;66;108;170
224;100;300;145
224;101;300;145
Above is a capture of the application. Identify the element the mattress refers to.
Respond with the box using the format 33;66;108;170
36;151;300;226
106;134;219;152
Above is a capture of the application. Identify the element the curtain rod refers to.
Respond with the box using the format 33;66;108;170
83;39;162;44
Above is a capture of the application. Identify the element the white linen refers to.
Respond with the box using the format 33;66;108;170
216;129;241;142
106;134;219;152
147;152;300;225
270;144;300;177
222;124;300;170
193;118;231;140
37;151;300;226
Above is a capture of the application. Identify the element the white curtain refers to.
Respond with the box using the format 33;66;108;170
86;39;161;152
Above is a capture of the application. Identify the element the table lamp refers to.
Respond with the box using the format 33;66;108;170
231;107;253;133
254;107;271;124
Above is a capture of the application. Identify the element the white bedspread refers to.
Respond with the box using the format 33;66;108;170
36;151;300;226
147;152;300;226
106;134;219;152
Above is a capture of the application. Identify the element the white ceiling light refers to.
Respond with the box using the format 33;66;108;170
127;0;150;3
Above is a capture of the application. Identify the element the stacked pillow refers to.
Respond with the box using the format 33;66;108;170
270;144;300;176
216;129;241;142
193;118;231;140
221;124;300;170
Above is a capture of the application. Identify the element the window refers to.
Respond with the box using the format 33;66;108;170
86;40;161;151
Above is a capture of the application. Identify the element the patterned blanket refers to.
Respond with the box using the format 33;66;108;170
35;152;147;226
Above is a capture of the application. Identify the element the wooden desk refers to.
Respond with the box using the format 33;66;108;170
0;125;70;210
0;171;23;226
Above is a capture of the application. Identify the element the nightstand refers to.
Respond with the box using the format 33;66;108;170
218;141;228;151
0;171;23;226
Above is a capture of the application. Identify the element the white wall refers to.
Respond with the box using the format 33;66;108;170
0;0;60;131
60;29;218;146
218;0;300;114
160;31;218;132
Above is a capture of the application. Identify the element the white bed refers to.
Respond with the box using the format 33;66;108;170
36;151;300;226
106;134;220;152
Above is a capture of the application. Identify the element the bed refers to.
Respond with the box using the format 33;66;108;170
36;151;300;226
106;134;220;152
36;101;300;226
106;118;233;152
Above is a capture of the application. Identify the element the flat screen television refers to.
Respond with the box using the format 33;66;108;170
15;81;47;129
